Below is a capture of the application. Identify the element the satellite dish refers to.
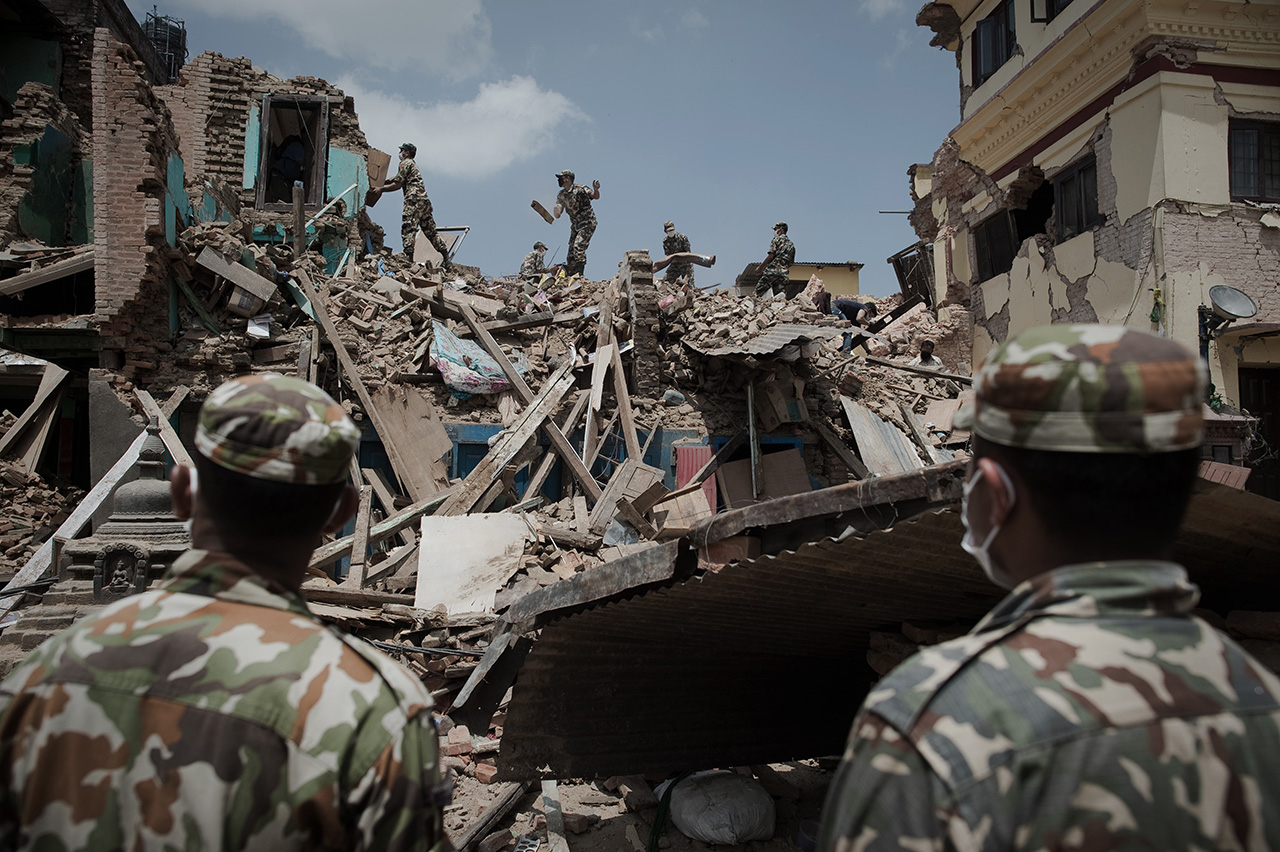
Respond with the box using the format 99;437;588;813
1208;285;1258;322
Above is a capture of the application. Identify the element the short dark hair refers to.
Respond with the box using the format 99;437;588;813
400;143;416;158
975;436;1200;552
921;339;934;348
865;303;878;317
194;455;345;539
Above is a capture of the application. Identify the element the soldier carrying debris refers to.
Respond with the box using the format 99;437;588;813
755;221;794;297
373;142;453;271
552;169;600;277
819;324;1280;851
662;220;695;284
0;374;450;851
520;240;549;281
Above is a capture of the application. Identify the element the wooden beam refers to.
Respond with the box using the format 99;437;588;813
0;364;70;458
811;420;870;480
524;390;590;500
293;271;427;502
456;304;601;503
363;468;415;547
343;485;374;587
615;498;658;539
864;354;972;384
437;364;576;516
134;388;194;468
610;343;641;461
308;487;453;570
0;389;187;621
0;249;94;297
583;342;613;460
174;276;223;333
195;246;276;301
449;782;532;852
361;542;418;588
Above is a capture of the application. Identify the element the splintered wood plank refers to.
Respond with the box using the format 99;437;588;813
343;485;374;587
583;342;614;459
369;384;452;494
840;396;925;477
899;402;946;465
438;364;576;516
588;458;666;534
309;487;454;571
0;364;70;459
363;468;415;546
195;246;277;301
610;342;642;461
524;390;590;500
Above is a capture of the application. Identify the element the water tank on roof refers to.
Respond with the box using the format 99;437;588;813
142;6;188;84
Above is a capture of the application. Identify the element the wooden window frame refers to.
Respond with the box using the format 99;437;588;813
1053;155;1101;242
972;0;1016;88
1229;119;1280;203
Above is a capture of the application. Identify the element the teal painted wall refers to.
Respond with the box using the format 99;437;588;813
0;35;60;103
242;104;261;190
326;146;369;221
15;125;79;246
163;153;191;246
72;160;92;244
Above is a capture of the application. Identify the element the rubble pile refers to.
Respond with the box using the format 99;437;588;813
0;459;81;573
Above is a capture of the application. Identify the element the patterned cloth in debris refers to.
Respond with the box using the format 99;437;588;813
0;550;448;852
819;560;1280;852
662;229;693;284
954;323;1206;453
430;320;529;398
756;232;794;295
557;183;597;272
195;372;360;485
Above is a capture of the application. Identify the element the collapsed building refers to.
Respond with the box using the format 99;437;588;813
2;1;1280;849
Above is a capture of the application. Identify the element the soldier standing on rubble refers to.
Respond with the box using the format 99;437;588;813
520;240;549;281
819;324;1280;851
0;374;449;852
662;220;695;285
552;169;599;277
755;221;794;297
374;142;452;271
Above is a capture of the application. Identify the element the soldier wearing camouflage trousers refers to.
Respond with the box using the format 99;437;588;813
820;324;1280;852
553;169;599;277
375;142;452;270
0;373;450;851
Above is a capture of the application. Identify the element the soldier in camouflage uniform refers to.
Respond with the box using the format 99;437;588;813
662;220;694;285
374;142;452;270
520;240;549;282
552;169;599;277
755;221;794;297
0;373;449;851
819;324;1280;852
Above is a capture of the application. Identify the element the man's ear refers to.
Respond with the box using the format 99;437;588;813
323;485;360;535
975;456;1014;526
170;464;194;520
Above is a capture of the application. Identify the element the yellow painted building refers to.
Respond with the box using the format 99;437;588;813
907;0;1280;494
790;262;863;297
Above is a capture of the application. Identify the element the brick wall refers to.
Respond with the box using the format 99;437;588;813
623;251;661;399
0;82;89;243
91;27;181;374
1162;205;1280;325
155;52;253;191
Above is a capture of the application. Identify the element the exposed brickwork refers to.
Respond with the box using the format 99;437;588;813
1161;205;1280;325
155;52;254;192
623;251;660;399
90;27;181;365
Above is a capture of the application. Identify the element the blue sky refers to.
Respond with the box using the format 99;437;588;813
125;1;959;295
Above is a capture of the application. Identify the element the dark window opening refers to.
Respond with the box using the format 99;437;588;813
974;180;1051;282
1030;0;1074;24
1229;119;1280;203
1054;156;1101;241
256;94;329;210
0;270;94;317
973;0;1016;88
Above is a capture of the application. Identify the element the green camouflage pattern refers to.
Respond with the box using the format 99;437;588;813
819;560;1280;852
396;158;451;264
195;373;360;485
520;246;547;280
756;232;794;296
0;550;447;851
954;323;1205;453
663;229;693;284
397;156;427;204
557;183;597;274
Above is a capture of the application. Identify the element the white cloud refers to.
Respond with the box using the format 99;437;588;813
859;0;908;21
134;0;494;81
681;8;709;29
627;15;664;44
338;76;588;180
879;29;915;69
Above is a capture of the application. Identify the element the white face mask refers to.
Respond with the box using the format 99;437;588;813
960;462;1016;589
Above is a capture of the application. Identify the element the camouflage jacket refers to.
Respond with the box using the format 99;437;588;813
0;550;447;852
397;157;428;204
819;561;1280;852
520;249;546;280
556;184;596;227
764;233;794;274
663;231;691;257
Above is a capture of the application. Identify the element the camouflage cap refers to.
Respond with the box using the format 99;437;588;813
399;142;416;157
954;324;1205;453
663;220;675;231
774;221;787;231
195;374;360;485
533;240;548;251
556;170;574;182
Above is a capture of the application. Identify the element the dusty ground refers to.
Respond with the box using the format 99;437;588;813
447;761;832;852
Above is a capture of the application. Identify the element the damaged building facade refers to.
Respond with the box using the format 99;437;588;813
906;0;1280;493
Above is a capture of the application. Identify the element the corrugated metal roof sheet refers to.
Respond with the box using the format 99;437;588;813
683;323;844;357
495;470;1280;780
